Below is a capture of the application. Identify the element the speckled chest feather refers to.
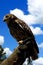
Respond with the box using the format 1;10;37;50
8;20;29;41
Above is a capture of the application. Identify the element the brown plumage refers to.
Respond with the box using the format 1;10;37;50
3;14;39;60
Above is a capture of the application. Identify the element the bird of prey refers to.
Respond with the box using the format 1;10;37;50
3;14;39;60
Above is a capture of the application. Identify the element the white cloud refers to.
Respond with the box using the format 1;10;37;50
0;36;4;45
30;26;43;35
23;57;43;65
10;0;43;25
4;48;12;57
38;43;43;48
33;57;43;65
28;0;43;16
28;0;43;24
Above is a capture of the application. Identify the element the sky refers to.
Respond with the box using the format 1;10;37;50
0;0;43;65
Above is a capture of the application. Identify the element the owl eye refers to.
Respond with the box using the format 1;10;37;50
6;15;8;18
6;15;10;19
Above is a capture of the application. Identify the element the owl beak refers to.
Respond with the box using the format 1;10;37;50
3;16;7;22
3;16;6;22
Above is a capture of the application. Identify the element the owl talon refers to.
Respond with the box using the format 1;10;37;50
18;40;23;44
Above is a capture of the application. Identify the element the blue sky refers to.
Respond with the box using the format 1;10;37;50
0;0;43;64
